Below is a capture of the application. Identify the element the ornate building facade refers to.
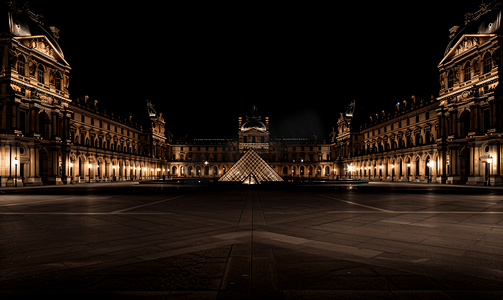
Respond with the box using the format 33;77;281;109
0;2;169;186
333;2;503;186
1;2;502;186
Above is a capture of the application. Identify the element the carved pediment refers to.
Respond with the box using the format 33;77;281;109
453;36;480;56
15;35;70;66
439;34;493;66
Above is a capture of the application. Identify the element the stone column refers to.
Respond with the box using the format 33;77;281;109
51;113;58;138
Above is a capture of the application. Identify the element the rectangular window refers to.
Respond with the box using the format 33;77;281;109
81;115;85;122
107;123;110;130
91;118;94;126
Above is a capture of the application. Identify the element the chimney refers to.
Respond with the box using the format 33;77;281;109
49;26;60;42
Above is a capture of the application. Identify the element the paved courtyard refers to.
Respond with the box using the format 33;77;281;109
1;182;502;299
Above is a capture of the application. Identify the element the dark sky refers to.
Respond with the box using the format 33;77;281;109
26;1;483;140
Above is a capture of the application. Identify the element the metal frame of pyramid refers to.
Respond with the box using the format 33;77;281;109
218;149;283;184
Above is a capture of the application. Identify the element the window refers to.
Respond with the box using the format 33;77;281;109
17;55;25;75
483;53;492;74
54;72;62;90
447;70;454;88
416;115;419;123
81;115;85;123
37;65;44;83
464;62;471;81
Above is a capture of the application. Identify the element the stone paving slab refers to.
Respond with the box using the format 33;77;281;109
1;183;502;299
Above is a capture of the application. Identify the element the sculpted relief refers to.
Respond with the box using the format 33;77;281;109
455;37;479;56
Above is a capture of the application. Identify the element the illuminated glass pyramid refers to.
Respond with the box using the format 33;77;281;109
219;149;283;184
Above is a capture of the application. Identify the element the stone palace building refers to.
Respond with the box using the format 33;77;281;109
1;1;502;186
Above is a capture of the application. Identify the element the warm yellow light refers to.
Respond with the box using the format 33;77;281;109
427;161;433;168
70;163;73;167
487;157;493;164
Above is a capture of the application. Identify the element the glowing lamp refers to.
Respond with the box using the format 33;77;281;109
487;157;493;164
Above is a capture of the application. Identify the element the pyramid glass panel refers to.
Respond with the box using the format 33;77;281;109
219;149;283;184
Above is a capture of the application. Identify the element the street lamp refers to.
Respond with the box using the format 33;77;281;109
69;162;73;182
487;157;493;186
427;161;433;183
13;157;18;186
348;165;354;179
407;163;411;182
88;163;91;183
391;164;394;182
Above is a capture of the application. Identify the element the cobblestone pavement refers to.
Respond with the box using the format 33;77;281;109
1;182;502;299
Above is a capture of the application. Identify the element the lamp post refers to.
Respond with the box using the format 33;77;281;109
13;157;18;186
88;163;91;183
69;162;73;183
407;163;411;182
487;157;493;186
427;161;433;184
348;165;354;179
391;164;394;182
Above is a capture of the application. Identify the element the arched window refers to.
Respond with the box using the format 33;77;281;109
283;166;288;175
17;55;25;75
172;166;177;176
483;53;492;74
464;62;471;81
37;64;45;83
325;166;330;176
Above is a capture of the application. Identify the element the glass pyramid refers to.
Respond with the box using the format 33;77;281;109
219;149;283;184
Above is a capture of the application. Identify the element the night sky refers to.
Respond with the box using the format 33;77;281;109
25;1;483;140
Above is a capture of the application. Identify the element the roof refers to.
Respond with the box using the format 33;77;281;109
444;1;502;57
241;119;267;132
6;2;64;58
